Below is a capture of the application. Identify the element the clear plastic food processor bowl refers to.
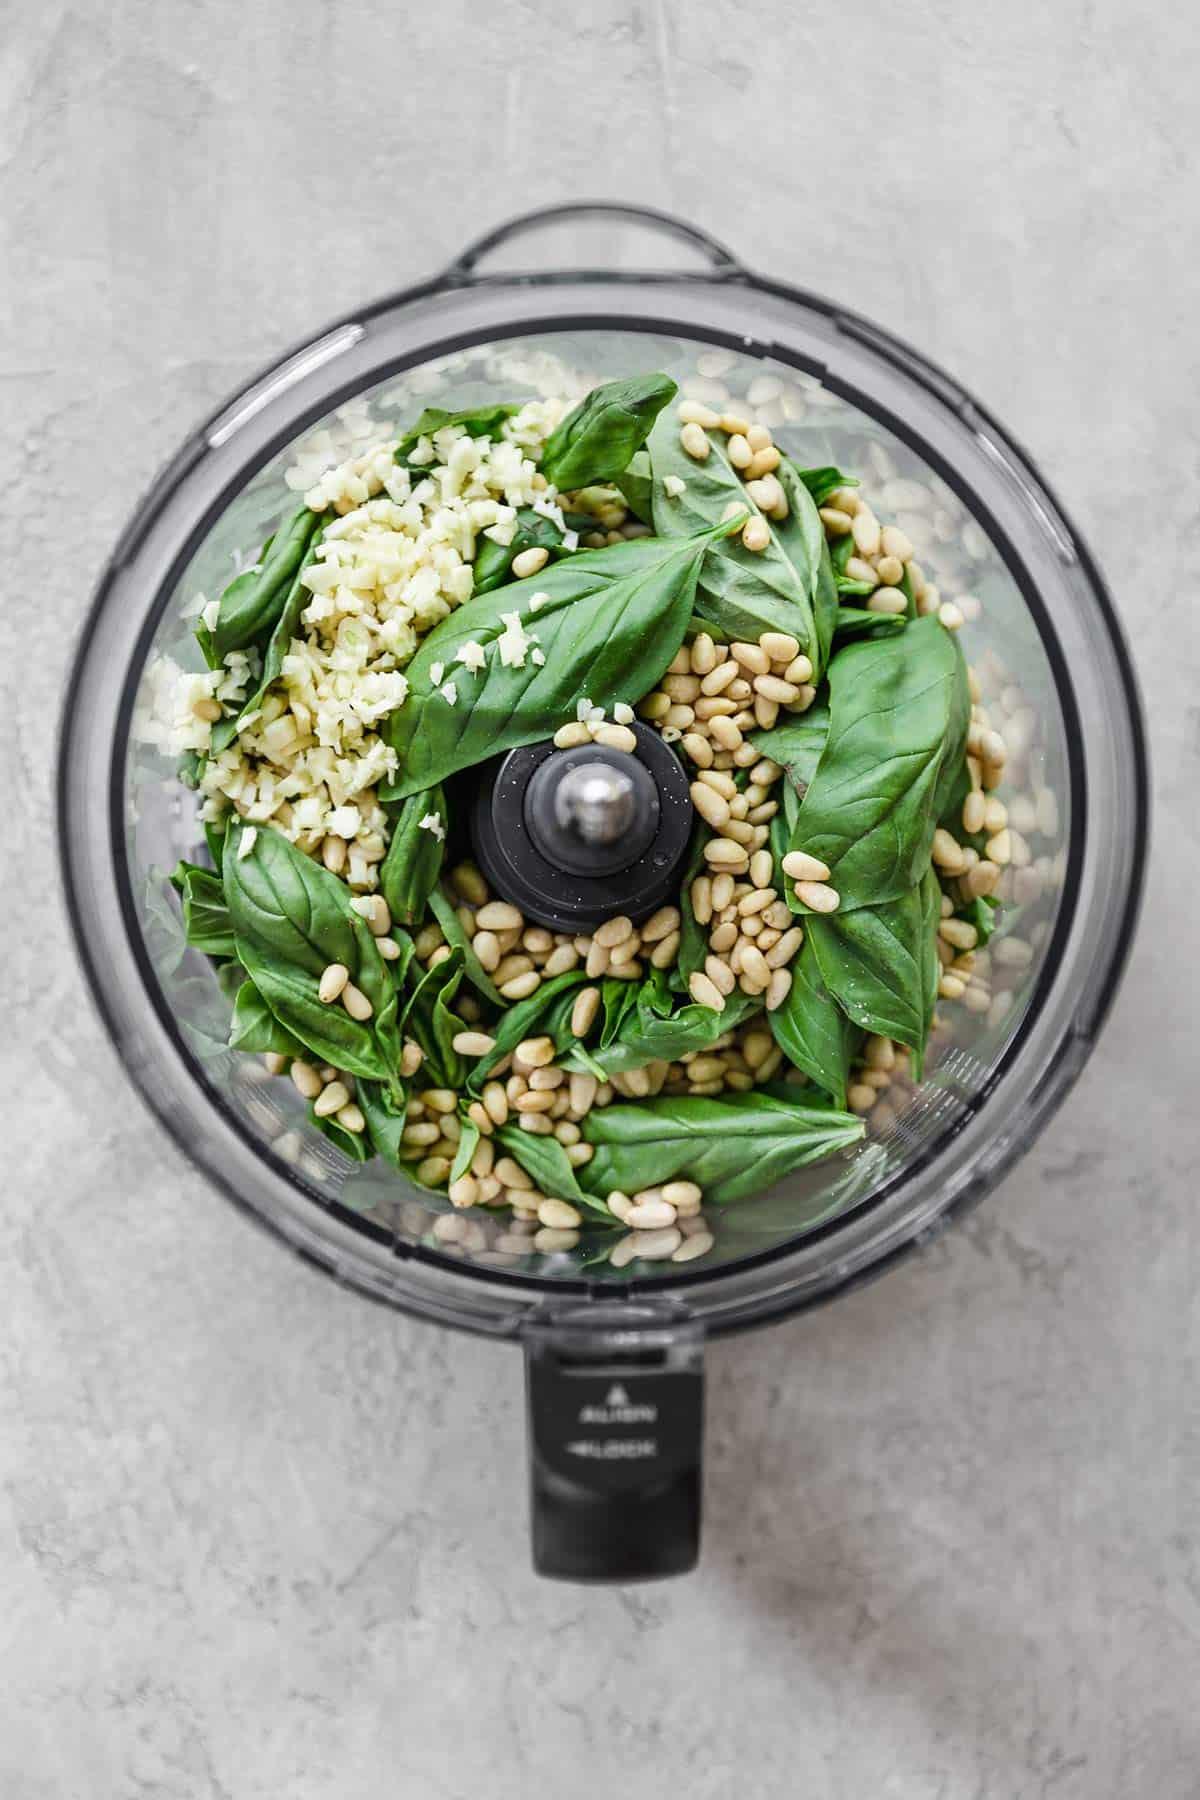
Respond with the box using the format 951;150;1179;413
59;205;1147;1580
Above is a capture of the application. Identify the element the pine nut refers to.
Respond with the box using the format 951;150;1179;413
690;876;714;925
448;1030;493;1058
336;1102;365;1135
565;986;598;1038
376;936;403;962
688;971;726;1011
341;982;372;1020
986;829;1012;865
794;881;840;913
533;1227;578;1253
476;900;523;931
318;963;349;1004
678;400;721;427
538;1198;582;1230
512;546;549;578
680;731;712;768
467;1101;493;1137
851;509;881;556
701;954;734;996
932;828;967;873
726;432;753;468
752;673;799;704
699;659;739;697
553;721;591;749
742;516;771;553
691;781;730;829
567;1073;597;1119
400;1040;424;1077
627;1226;683;1262
708;714;742;750
689;632;719;674
939;918;979;951
781;849;831;882
590;722;636;755
448;1174;479;1209
639;690;671;721
765;967;793;1011
704;838;749;870
739;944;771;987
744;446;781;480
939;602;964;631
847;1083;877;1115
594;914;634;949
314;1080;351;1117
867;588;908;615
628;1198;678;1229
680;422;710;459
290;1061;322;1100
962;790;987;835
938;973;967;999
498;970;538;1000
403;1121;441;1147
764;927;803;969
748;848;774;889
731;641;770;676
639;905;680;943
819;507;853;535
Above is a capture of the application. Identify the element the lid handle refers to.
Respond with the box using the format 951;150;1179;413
524;1306;705;1582
448;201;742;279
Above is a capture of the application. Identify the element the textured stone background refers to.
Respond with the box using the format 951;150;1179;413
2;2;1198;1795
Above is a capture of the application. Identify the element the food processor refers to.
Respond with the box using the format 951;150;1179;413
58;202;1148;1582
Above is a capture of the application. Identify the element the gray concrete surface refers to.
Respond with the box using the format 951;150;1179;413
3;1;1198;1794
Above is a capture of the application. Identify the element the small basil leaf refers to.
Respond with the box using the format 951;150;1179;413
747;702;831;803
465;972;591;1095
395;404;518;465
831;607;907;644
212;517;329;752
228;978;307;1058
357;1080;409;1167
402;949;467;1089
471;507;589;595
236;940;392;1082
171;862;236;959
308;1104;372;1162
790;465;859;509
615;449;653;523
380;786;447;929
540;374;677;490
805;867;942;1077
449;1115;481;1186
494;1125;609;1218
211;506;323;659
426;886;504;1006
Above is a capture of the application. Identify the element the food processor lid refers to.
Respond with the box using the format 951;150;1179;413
59;202;1149;1345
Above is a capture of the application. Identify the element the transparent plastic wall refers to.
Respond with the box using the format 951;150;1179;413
124;328;1073;1283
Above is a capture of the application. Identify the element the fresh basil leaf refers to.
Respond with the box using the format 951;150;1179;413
228;978;307;1058
615;449;653;523
675;819;712;987
177;749;204;790
236;940;393;1082
203;815;228;866
382;521;736;799
540;374;677;490
464;971;590;1095
211;519;329;753
494;1124;609;1218
210;506;323;658
471;507;590;595
426;886;504;1006
832;607;907;644
395;404;518;465
960;894;1000;947
449;1114;481;1186
565;973;759;1076
806;867;941;1075
747;703;830;801
223;826;400;1073
402;949;467;1089
309;1104;372;1162
357;1079;409;1167
791;465;859;509
144;870;188;978
768;937;861;1108
380;786;447;929
788;616;970;911
648;415;824;667
582;1091;864;1205
171;861;236;959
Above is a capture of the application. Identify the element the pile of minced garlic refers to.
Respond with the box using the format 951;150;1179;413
138;399;579;889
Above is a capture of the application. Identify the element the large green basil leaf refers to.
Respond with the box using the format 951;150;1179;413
747;702;830;801
426;886;504;1006
789;616;969;911
236;940;394;1083
171;861;236;959
210;505;323;658
464;972;590;1095
806;866;941;1075
395;404;518;465
647;414;823;666
212;518;329;752
472;506;590;594
380;785;447;928
581;1091;864;1205
223;826;399;1072
228;978;307;1058
382;521;736;799
540;374;677;489
493;1124;609;1218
